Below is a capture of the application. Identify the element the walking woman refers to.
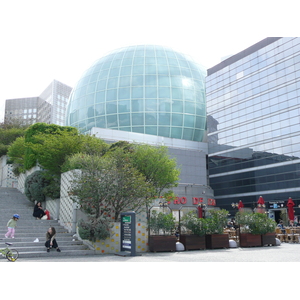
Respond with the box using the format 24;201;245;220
45;227;61;252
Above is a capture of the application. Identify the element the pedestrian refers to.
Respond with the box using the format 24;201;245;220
33;201;46;219
5;214;20;239
45;227;61;252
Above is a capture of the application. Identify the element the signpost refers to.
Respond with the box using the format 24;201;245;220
117;211;140;256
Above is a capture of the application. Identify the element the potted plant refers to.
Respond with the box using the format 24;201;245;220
205;209;230;249
148;210;177;252
236;212;276;247
180;211;207;250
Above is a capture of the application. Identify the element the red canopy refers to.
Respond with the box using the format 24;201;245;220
287;197;295;221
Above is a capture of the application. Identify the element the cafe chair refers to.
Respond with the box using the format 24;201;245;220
275;227;286;243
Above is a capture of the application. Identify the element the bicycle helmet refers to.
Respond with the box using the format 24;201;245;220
13;214;20;219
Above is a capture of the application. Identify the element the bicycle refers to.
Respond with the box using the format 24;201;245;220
0;239;19;262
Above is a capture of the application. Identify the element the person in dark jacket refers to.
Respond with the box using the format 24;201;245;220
45;227;61;252
33;202;46;219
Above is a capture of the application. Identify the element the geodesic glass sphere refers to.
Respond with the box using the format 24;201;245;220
66;45;206;141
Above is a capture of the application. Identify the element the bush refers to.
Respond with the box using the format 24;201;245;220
77;218;111;242
205;209;229;234
181;210;207;236
236;212;277;234
149;210;176;235
24;170;60;202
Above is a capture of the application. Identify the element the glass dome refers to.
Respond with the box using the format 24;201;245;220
66;45;206;142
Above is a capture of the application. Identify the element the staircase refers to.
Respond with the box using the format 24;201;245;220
0;187;95;258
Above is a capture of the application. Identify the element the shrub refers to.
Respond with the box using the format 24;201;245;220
77;218;111;242
181;210;207;236
149;210;176;235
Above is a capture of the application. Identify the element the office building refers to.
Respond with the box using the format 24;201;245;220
206;37;300;220
4;80;72;126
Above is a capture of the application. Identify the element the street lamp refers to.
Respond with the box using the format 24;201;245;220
159;200;169;213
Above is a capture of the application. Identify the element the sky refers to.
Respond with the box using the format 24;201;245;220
0;0;298;122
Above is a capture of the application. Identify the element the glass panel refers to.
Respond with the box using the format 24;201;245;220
170;127;182;139
132;65;144;74
96;79;107;91
184;115;195;127
119;113;130;126
145;75;157;85
159;113;170;125
172;100;183;112
107;77;118;89
95;103;105;115
119;76;131;87
132;87;143;99
106;89;117;101
118;100;130;113
145;87;157;98
145;112;157;125
118;88;130;99
145;64;157;74
182;128;194;140
158;126;170;137
106;101;117;114
132;126;145;133
131;99;144;112
158;87;170;98
172;113;183;126
120;66;132;76
132;113;144;125
132;75;143;86
158;76;170;86
185;101;195;114
172;88;183;99
106;114;118;127
96;116;106;128
95;91;105;103
145;126;157;135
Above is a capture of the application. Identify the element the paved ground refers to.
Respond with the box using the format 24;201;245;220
3;242;299;262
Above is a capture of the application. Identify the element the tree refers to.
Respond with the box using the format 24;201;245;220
0;126;27;157
128;144;180;198
68;150;154;221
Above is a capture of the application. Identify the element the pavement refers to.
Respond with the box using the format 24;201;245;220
2;242;299;262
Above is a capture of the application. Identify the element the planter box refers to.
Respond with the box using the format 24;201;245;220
149;235;177;252
239;233;262;247
261;233;276;246
205;234;229;249
180;235;206;250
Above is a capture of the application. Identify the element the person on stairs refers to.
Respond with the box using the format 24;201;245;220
5;214;19;238
33;201;46;219
45;227;61;252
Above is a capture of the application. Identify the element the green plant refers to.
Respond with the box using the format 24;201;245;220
149;210;176;235
181;210;207;236
236;212;277;234
77;218;111;242
205;209;229;234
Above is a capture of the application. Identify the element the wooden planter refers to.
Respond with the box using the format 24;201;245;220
239;233;262;247
149;235;177;252
261;232;276;246
180;235;206;250
205;234;229;249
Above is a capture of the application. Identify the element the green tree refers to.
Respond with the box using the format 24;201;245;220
68;150;153;221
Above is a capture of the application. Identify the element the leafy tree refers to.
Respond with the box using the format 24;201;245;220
68;150;153;221
0;126;27;157
6;136;26;176
107;143;180;198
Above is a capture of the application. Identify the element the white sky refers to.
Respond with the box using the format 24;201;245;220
0;0;298;121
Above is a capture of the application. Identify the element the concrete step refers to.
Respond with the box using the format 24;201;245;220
0;187;96;258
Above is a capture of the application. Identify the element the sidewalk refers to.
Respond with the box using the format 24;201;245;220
5;242;299;262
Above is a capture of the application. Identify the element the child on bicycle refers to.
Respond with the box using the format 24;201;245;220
5;214;20;239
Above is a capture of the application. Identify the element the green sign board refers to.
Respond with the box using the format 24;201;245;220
122;216;131;223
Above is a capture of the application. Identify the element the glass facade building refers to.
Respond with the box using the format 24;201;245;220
66;45;206;142
206;37;300;215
